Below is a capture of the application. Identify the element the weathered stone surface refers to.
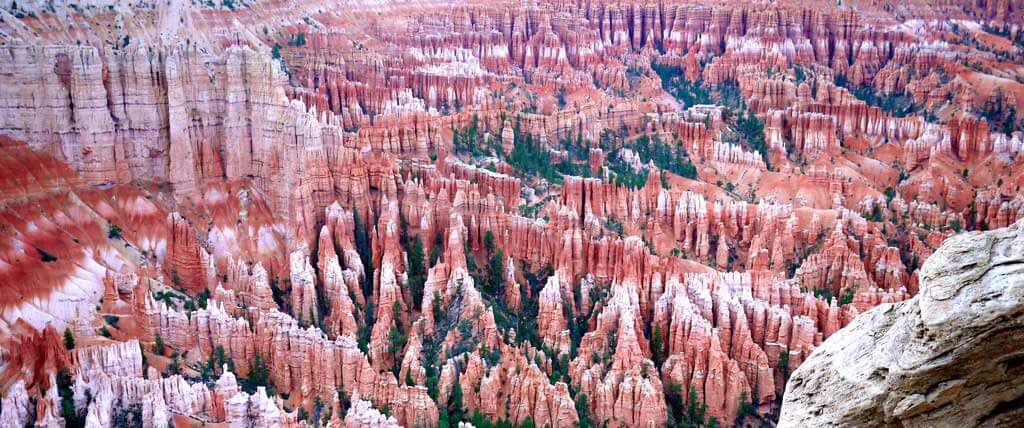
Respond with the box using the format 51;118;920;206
779;220;1024;427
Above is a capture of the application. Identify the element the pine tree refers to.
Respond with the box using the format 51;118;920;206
63;327;75;350
167;354;181;375
651;325;664;368
353;208;373;298
486;249;505;295
575;393;593;428
406;236;426;304
438;409;451;428
387;325;407;354
484;230;495;254
449;382;465;423
243;354;273;393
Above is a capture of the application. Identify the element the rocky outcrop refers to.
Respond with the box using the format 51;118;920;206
289;250;320;325
779;221;1024;427
447;346;579;428
570;277;668;428
166;212;212;293
537;272;572;357
344;396;401;428
0;380;31;428
143;294;438;427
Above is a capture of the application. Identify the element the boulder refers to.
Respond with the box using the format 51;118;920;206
779;221;1024;427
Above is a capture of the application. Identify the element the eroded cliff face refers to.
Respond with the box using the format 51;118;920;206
779;219;1024;427
1;0;1023;426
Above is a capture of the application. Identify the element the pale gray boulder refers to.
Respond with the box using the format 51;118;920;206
779;220;1024;427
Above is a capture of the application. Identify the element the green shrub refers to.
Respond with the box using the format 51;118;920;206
108;224;123;239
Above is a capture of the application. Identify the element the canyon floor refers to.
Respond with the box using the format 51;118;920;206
0;0;1022;427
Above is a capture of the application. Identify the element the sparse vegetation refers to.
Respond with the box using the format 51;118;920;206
400;214;427;306
507;118;562;183
629;134;698;179
666;383;720;428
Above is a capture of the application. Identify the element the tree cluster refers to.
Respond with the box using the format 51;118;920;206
652;62;712;107
734;111;771;170
666;383;721;428
835;75;918;118
507;118;562;183
240;354;274;395
631;134;698;179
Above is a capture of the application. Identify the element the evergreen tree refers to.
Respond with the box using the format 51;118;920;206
486;249;505;295
57;368;86;427
242;354;273;394
575;393;593;428
167;354;181;375
779;352;790;382
449;382;465;423
438;409;451;428
338;388;352;415
63;327;75;350
430;231;444;266
353;208;373;298
737;111;770;171
471;410;493;428
426;371;440;399
736;391;757;423
651;325;665;368
484;230;495;254
387;325;407;355
687;386;708;426
406;236;426;305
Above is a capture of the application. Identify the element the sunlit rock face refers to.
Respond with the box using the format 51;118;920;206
1;0;1022;426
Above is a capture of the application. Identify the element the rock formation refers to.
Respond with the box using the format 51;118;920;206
779;220;1024;427
1;0;1022;426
